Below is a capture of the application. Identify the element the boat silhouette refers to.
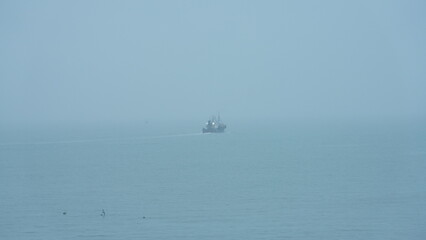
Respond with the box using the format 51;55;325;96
202;114;226;133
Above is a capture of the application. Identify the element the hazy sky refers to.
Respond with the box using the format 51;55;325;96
1;0;425;125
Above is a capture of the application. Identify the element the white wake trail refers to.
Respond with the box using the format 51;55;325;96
0;132;205;146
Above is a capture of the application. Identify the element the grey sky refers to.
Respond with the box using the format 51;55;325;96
1;0;425;125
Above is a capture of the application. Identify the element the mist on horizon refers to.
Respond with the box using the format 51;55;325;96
1;1;425;126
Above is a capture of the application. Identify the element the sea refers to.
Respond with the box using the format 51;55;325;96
1;120;425;239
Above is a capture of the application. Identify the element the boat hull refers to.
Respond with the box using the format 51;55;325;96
202;127;225;133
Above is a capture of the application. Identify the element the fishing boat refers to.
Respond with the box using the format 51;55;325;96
202;114;226;133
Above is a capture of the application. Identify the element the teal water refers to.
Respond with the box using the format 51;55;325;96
1;122;426;239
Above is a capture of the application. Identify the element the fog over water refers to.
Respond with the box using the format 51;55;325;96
1;1;425;126
1;2;426;239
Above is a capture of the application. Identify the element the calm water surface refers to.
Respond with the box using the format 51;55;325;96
1;122;425;239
